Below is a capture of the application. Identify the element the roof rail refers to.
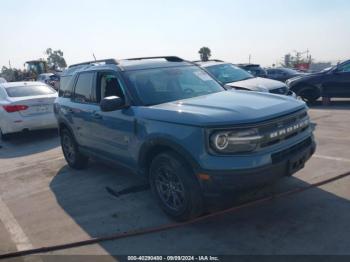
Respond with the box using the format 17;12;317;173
125;56;184;62
192;59;224;63
238;63;260;67
68;58;118;68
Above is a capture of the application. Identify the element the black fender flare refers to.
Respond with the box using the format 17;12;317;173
58;120;78;142
138;137;201;175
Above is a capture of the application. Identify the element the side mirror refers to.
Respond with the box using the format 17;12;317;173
100;96;126;112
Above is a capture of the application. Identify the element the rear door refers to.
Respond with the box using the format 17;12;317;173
69;71;97;147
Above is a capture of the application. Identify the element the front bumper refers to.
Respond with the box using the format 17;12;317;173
198;136;316;198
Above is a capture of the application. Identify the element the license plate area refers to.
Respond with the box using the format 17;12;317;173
288;152;307;175
34;105;50;113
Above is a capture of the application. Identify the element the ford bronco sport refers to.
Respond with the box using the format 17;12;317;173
55;56;316;221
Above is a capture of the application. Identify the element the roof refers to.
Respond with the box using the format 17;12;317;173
0;81;45;88
61;56;194;76
118;59;192;71
195;60;229;68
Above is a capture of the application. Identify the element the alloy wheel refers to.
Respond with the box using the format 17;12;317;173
154;165;186;212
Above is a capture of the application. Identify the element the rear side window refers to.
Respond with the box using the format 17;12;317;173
5;85;56;97
74;72;94;103
59;75;73;97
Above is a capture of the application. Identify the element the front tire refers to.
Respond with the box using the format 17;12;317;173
149;151;203;221
296;86;320;104
61;129;89;169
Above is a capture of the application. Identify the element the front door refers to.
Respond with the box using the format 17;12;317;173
87;71;136;166
323;61;350;98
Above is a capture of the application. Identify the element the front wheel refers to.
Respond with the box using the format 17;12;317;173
296;86;320;104
61;129;89;169
149;151;203;221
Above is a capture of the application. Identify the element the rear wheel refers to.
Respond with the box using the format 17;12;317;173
149;151;203;221
61;129;89;169
296;86;320;104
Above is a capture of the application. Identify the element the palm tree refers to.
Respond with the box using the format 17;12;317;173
198;47;212;61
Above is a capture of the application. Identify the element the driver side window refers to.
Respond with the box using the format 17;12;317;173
96;72;125;103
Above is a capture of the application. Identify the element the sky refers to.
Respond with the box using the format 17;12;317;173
1;0;349;69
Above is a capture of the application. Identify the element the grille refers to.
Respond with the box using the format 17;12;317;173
271;137;312;163
259;110;309;148
270;86;288;95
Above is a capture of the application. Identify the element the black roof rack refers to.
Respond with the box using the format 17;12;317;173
125;56;184;62
237;63;260;67
68;58;118;68
193;59;224;63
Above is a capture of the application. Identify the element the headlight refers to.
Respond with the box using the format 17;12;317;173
210;128;262;154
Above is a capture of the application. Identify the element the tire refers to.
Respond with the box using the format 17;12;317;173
296;86;320;104
149;151;203;221
61;129;89;169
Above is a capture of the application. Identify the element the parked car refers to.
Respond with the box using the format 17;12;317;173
266;68;306;82
0;82;58;140
55;57;315;221
196;60;296;97
286;59;350;103
37;73;60;90
0;77;7;84
237;64;267;78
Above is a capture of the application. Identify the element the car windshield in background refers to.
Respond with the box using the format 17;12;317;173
125;66;224;105
5;85;56;97
206;64;254;84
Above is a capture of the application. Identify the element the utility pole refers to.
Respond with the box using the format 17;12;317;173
8;60;12;69
248;54;251;64
93;53;97;61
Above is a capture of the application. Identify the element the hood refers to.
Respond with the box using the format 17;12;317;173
137;91;306;127
287;71;325;84
226;77;286;92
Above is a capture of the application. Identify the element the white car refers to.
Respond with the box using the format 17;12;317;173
0;82;58;140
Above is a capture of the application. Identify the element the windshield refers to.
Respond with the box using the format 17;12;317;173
124;66;224;106
5;85;56;97
205;64;254;84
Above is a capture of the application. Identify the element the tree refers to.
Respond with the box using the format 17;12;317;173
198;47;211;61
1;66;25;82
45;48;67;70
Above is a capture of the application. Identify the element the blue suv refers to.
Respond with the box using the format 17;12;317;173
54;56;316;221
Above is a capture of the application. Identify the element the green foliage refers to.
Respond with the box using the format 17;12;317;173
0;66;25;82
45;48;67;70
198;47;211;62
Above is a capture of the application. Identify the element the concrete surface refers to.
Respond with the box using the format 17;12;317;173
0;101;350;260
